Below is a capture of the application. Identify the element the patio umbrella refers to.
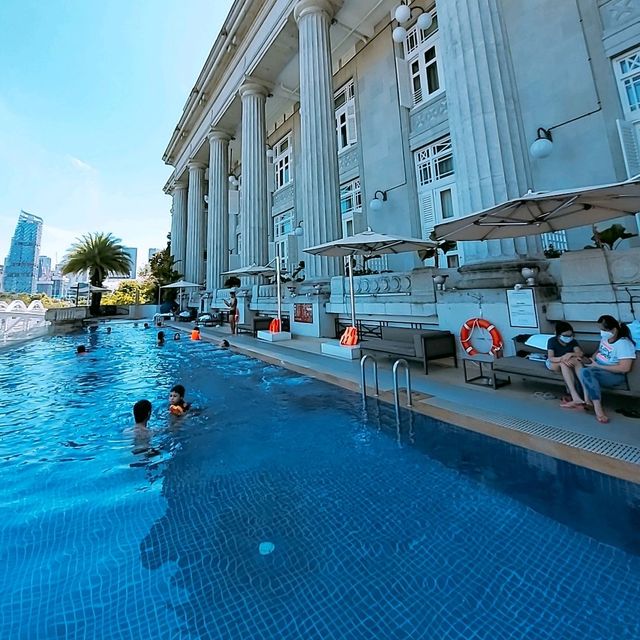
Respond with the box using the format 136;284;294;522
433;178;640;241
221;264;276;276
305;229;437;341
160;280;201;311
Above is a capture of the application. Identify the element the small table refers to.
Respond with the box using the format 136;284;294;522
462;355;510;389
421;331;458;375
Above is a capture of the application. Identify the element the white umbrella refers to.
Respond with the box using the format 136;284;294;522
305;228;437;341
434;178;640;242
221;264;276;276
160;280;202;312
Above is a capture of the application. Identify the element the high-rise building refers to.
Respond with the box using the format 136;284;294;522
3;211;43;294
0;264;4;292
122;247;137;279
38;256;52;281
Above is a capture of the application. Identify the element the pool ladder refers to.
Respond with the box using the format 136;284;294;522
360;355;413;423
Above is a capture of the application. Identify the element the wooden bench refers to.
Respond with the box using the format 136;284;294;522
491;336;639;398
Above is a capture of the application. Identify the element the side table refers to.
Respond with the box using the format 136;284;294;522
462;354;510;389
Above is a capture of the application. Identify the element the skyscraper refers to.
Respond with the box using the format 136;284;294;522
3;211;43;294
38;256;52;281
122;247;137;279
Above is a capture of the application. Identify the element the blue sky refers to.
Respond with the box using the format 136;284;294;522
0;0;233;270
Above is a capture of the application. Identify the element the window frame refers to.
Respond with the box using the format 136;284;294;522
335;80;357;153
273;133;293;191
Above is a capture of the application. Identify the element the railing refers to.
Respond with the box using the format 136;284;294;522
360;354;379;402
335;318;433;340
392;359;413;425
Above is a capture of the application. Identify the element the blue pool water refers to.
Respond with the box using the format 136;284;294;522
1;323;640;639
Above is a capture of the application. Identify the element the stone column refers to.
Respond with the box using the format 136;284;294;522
170;181;188;275
239;81;269;268
438;0;541;261
207;129;231;292
295;0;342;278
185;161;207;284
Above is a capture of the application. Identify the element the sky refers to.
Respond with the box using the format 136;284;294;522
0;0;234;270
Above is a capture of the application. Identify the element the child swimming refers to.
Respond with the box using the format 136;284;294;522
168;384;190;416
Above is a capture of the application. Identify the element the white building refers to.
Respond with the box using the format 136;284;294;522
162;0;640;340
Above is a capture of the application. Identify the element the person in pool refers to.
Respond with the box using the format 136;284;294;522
220;339;229;348
157;331;165;345
76;345;87;354
132;399;160;457
168;384;191;416
173;332;181;341
546;321;585;406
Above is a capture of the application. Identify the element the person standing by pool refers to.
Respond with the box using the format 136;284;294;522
578;315;636;424
224;290;239;335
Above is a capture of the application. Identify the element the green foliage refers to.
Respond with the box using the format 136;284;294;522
224;276;241;288
417;233;458;268
61;232;132;315
138;244;182;304
543;244;563;258
589;224;638;250
102;281;153;306
0;293;71;308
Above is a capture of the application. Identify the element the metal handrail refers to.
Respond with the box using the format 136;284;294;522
360;354;379;401
392;359;413;423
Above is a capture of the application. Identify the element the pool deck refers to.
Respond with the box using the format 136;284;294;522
169;323;640;483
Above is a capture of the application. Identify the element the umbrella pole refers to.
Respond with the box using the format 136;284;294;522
348;256;356;329
276;249;282;329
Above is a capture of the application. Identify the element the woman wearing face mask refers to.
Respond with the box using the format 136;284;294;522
546;321;585;407
578;315;637;423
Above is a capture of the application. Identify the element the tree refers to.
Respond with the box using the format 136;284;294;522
61;232;131;316
101;281;152;306
139;242;182;305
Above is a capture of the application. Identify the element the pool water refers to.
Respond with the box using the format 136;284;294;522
1;323;639;639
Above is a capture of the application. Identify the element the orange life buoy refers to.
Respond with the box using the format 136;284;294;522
459;317;503;356
269;318;281;333
340;326;359;346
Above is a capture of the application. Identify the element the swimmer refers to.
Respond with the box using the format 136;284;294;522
191;326;201;341
157;330;165;345
173;333;181;341
168;384;190;416
220;339;230;348
132;399;160;457
133;399;152;429
76;345;87;354
106;327;112;334
143;322;150;329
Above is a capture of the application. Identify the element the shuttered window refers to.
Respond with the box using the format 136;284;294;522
335;80;357;152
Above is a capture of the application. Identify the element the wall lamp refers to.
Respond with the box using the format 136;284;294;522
266;146;274;160
392;3;433;43
292;221;304;237
228;173;239;187
529;127;553;159
369;190;387;211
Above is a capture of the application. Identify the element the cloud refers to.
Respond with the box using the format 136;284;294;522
67;155;96;173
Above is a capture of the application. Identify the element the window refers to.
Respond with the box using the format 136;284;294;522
541;230;568;253
273;210;294;266
340;178;362;218
403;9;442;108
335;80;357;152
414;135;460;265
615;48;640;120
273;134;292;190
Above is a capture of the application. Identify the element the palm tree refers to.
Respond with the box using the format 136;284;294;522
62;232;132;316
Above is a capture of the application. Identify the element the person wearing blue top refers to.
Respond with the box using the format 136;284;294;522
546;321;585;406
578;315;637;424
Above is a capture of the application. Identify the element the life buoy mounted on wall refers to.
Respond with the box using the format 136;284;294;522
459;318;503;356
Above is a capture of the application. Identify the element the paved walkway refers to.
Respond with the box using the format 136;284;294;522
167;322;640;482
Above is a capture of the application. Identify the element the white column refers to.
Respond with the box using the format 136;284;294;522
438;0;541;261
207;129;231;292
239;81;269;268
185;161;207;284
170;181;188;275
295;0;342;278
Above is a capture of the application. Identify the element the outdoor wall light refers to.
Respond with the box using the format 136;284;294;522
369;190;387;211
529;127;553;159
432;274;448;291
393;3;433;43
266;146;274;160
228;174;239;187
521;266;539;286
292;221;304;237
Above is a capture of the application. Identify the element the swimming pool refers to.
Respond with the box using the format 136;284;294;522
1;323;639;639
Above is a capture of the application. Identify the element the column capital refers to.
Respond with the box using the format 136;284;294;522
207;128;233;142
239;79;270;99
294;0;334;23
173;180;188;192
187;161;207;172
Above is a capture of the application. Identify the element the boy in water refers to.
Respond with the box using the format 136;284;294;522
133;399;152;429
157;331;165;345
132;399;159;457
169;384;190;415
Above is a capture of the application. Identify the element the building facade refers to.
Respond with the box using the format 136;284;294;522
3;211;43;294
162;0;640;335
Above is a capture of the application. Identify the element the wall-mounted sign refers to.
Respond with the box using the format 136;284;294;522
506;288;539;328
294;303;313;324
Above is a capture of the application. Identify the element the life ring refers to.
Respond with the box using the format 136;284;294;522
340;326;359;346
459;318;503;356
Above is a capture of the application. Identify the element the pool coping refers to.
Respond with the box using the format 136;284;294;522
176;324;640;484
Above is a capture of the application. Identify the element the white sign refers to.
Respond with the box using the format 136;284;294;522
506;289;539;328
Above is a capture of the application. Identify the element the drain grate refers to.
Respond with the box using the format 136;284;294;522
423;398;640;465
